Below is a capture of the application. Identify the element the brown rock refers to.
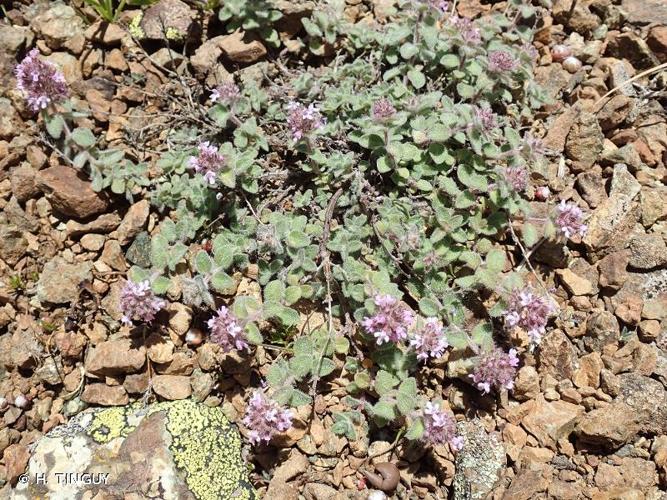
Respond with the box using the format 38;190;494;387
36;166;109;219
622;0;667;25
521;396;583;448
152;375;191;400
101;240;127;271
146;334;174;364
628;233;667;270
538;330;577;380
503;469;549;500
10;164;39;203
85;339;146;376
576;166;607;209
66;213;121;237
640;187;667;227
513;366;540;401
85;89;111;122
115;200;149;246
106;48;128;72
3;444;29;485
543;108;577;153
124;372;150;394
220;31;267;63
557;268;593;296
155;352;194;376
140;0;197;40
573;352;603;388
597;251;629;290
81;383;129;406
597;95;634;132
606;32;660;70
648;26;667;62
26;145;47;170
84;20;127;45
565;112;604;172
80;233;105;251
614;293;643;325
31;4;84;49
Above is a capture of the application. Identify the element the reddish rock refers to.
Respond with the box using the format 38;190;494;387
81;383;129;406
648;26;667;62
115;200;149;246
10;164;39;203
219;31;267;63
36;166;109;219
521;396;582;448
597;251;629;290
152;375;191;400
85;339;146;376
3;444;29;485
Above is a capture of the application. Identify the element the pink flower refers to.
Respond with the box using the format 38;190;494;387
207;306;248;352
555;200;587;239
488;51;518;72
410;317;449;361
470;348;519;394
243;391;293;445
362;295;415;345
503;166;528;192
286;101;325;141
451;16;481;45
15;48;68;112
473;105;497;132
188;141;224;185
120;280;166;326
422;402;462;449
211;81;240;105
504;287;556;344
371;98;396;122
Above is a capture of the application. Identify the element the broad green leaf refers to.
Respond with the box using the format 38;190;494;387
71;128;96;148
211;271;236;294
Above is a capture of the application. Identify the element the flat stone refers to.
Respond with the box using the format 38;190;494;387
80;233;105;252
220;31;267;63
521;396;582;448
81;383;129;406
36;166;109;220
628;233;667;270
622;0;667;24
10;164;39;203
139;0;197;41
538;329;577;380
101;240;126;271
115;200;149;246
85;339;146;376
565;112;604;172
0;25;33;54
598;251;629;290
84;20;127;45
36;258;93;304
66;213;121;237
152;375;192;400
0;225;27;266
31;4;84;49
557;268;593;296
3;444;29;486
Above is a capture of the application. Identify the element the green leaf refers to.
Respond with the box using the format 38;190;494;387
264;280;285;303
284;285;302;305
267;359;290;387
245;322;263;345
471;322;494;350
290;355;313;378
407;69;426;89
372;400;396;422
405;418;425;440
70;128;96;148
334;336;350;354
375;370;399;395
316;358;336;377
151;276;171;294
456;82;475;99
419;297;440;317
396;378;417;415
150;234;169;269
400;42;418;59
486;249;506;272
353;371;371;389
290;389;312;406
440;54;460;68
211;271;236;294
522;223;539;247
194;250;213;274
286;231;310;249
45;114;65;139
446;329;470;349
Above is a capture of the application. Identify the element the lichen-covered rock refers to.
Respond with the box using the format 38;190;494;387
452;419;506;500
7;400;255;500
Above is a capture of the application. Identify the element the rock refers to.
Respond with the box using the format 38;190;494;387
101;240;126;271
167;303;192;336
538;330;577;380
36;166;109;219
0;329;42;371
85;339;146;376
84;20;127;45
628;234;667;270
123;372;150;394
573;352;603;388
125;231;152;267
152;375;192;400
606;33;660;70
81;383;129;406
0;225;27;266
36;258;93;304
139;0;197;41
190;36;225;74
648;26;667;62
66;213;121;238
600;144;644;172
303;483;338;500
576;373;667;449
543;108;577;153
3;444;29;486
521;396;582;448
220;31;267;63
583;164;641;259
576;167;607;209
613;293;643;325
80;233;105;252
622;0;667;24
10;165;38;203
504;469;549;500
9;400;254;499
146;334;174;364
553;0;600;34
0;98;19;140
190;371;214;402
114;200;150;246
565;112;604;172
557;268;593;296
31;4;84;49
513;366;540;401
597;95;634;132
152;48;186;69
640;188;667;227
106;48;128;72
452;419;505;500
0;25;33;54
597;251;629;290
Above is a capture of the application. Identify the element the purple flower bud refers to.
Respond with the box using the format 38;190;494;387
188;141;224;186
451;16;481;45
410;317;449;361
120;279;166;326
504;287;556;344
555;200;587;239
472;105;497;132
422;402;462;449
15;48;69;112
488;51;518;73
425;0;450;13
286;101;325;142
362;294;415;345
207;305;249;352
371;98;396;122
470;347;519;394
503;166;529;192
211;81;240;105
242;390;293;445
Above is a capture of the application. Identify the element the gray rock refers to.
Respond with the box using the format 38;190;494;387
565;112;604;172
0;25;33;54
9;400;255;499
453;419;506;500
0;225;27;266
139;0;197;41
628;233;667;270
30;3;84;49
125;231;152;267
36;258;93;304
622;0;667;25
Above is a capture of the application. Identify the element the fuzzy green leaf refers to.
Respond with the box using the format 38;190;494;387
211;271;236;295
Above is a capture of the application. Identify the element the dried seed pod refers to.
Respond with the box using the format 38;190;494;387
363;462;400;492
562;56;582;73
551;44;571;62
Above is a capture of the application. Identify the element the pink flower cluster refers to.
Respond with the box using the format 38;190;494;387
470;348;519;394
211;81;240;105
207;306;249;352
473;105;497;132
488;51;518;73
188;142;224;185
451;16;481;45
410;318;449;361
120;280;166;326
504;288;555;344
422;402;463;450
426;0;450;12
362;294;415;345
243;391;293;445
286;101;325;141
371;98;396;122
503;166;528;192
15;48;68;112
555;200;587;239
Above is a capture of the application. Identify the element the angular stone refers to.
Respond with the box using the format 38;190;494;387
115;200;150;246
81;383;129;406
597;251;629;290
140;0;197;41
557;268;593;296
521;396;582;448
0;225;27;266
84;20;127;45
538;330;577;380
152;375;192;400
36;166;109;220
10;164;38;203
66;213;121;238
85;339;146;376
36;258;93;304
31;4;84;49
220;31;267;63
565;112;604;172
628;233;667;270
3;444;29;486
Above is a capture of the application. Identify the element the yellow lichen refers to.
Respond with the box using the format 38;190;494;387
128;13;145;39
